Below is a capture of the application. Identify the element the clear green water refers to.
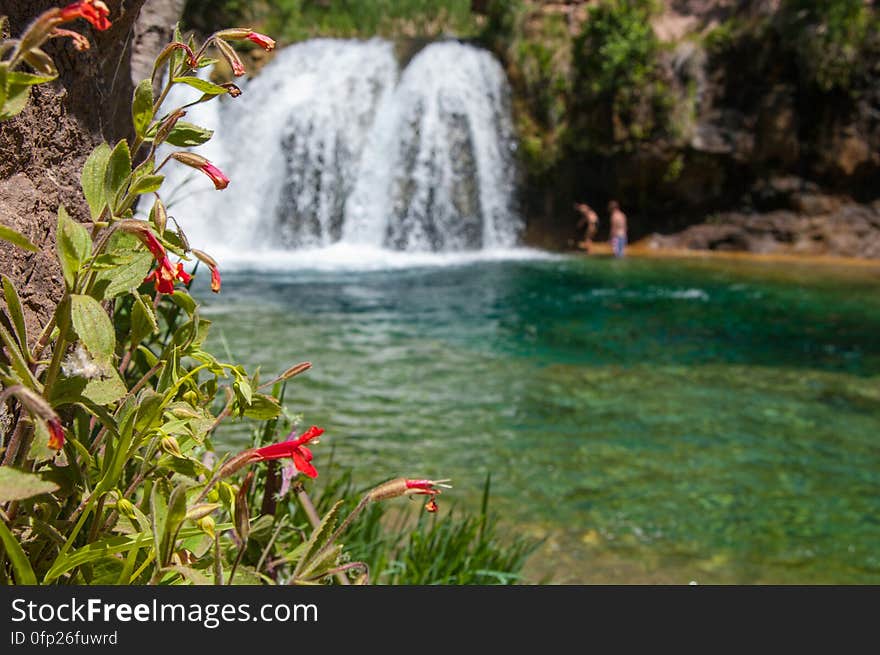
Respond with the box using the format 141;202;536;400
194;255;880;584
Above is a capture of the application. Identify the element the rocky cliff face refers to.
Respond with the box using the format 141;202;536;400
507;0;880;257
0;0;182;341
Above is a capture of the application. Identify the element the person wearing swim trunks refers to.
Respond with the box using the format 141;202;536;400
609;200;627;258
574;202;599;253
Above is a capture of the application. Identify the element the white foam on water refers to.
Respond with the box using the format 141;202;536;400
188;243;555;273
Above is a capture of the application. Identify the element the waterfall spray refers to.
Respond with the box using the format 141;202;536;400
162;38;522;260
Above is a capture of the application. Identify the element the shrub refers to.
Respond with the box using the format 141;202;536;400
0;5;452;585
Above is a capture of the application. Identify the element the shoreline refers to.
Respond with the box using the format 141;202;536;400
575;241;880;270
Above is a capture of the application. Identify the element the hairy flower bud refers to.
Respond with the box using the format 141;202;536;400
116;498;137;520
161;436;184;459
186;503;221;522
197;515;216;539
1;385;65;450
214;37;246;77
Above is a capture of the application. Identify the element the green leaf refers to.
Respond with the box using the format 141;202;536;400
167;564;211;585
56;206;92;290
150;485;168;567
92;252;153;300
169;290;197;316
0;319;39;390
0;467;59;502
0;224;38;252
241;393;282;420
127;174;164;196
300;544;342;581
0;83;31;121
233;376;253;406
134;389;166;432
49;376;88;407
82;371;127;406
172;76;228;95
103;140;132;212
43;523;231;584
81;143;111;220
6;71;56;86
294;500;344;579
2;276;28;356
0;518;37;585
70;294;115;361
132;79;154;139
160;483;190;566
164;122;214;147
130;293;159;347
22;48;57;78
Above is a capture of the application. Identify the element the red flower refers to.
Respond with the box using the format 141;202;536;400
192;248;221;293
141;229;166;261
210;266;222;293
59;0;111;31
171;152;229;190
245;32;275;51
129;226;191;294
51;27;91;50
47;417;65;450
201;162;229;190
144;257;192;294
404;479;451;513
251;426;324;479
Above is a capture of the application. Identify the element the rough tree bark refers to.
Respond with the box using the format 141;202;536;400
0;0;182;343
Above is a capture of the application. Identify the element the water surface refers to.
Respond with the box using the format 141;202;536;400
194;254;880;583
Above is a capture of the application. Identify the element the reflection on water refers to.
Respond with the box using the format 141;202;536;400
195;255;880;583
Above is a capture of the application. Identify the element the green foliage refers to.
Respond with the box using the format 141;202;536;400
2;13;511;587
781;0;878;93
184;0;479;42
571;0;670;147
574;0;659;97
309;467;538;584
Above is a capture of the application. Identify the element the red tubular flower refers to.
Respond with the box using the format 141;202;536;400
59;0;111;31
47;417;65;450
170;152;230;190
245;32;275;51
210;266;222;293
251;426;324;479
51;27;91;50
192;248;221;293
144;257;192;294
404;479;451;513
201;162;229;190
127;225;191;294
141;229;166;261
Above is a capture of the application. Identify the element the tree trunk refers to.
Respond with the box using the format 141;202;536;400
0;0;180;342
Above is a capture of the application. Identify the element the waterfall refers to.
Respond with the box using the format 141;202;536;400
160;38;522;259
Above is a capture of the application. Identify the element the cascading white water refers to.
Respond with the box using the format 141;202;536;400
161;38;522;260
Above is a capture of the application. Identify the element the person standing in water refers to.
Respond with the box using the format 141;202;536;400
574;202;599;253
609;200;627;258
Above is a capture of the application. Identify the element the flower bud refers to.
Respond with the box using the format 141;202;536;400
153;109;186;148
280;362;312;381
197;515;216;539
150;197;168;234
2;385;65;450
186;503;220;521
214;37;246;77
116;497;136;519
161;436;184;459
234;471;253;542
